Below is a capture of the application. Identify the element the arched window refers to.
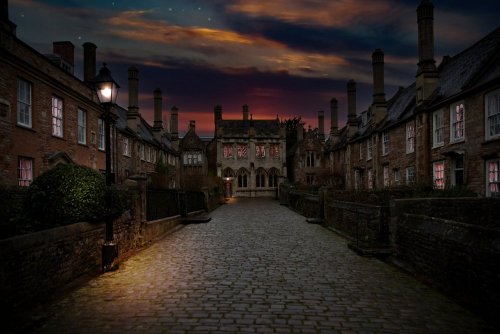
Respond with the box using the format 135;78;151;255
256;168;266;188
237;168;249;188
268;168;280;188
223;168;235;178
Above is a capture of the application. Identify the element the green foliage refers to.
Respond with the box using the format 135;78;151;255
0;184;29;238
24;164;128;229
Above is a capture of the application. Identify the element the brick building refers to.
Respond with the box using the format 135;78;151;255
214;104;287;197
0;1;178;187
327;0;500;197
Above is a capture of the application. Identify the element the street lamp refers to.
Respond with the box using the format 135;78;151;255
94;63;120;271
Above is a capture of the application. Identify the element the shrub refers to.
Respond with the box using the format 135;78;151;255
24;164;127;229
0;184;29;238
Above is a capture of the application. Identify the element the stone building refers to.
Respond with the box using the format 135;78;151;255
179;120;209;190
327;0;500;197
214;104;287;197
0;1;178;187
287;111;330;185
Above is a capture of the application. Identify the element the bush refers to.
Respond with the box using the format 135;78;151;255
0;184;29;238
24;164;128;229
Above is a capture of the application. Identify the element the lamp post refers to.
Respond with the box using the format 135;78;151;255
94;63;120;271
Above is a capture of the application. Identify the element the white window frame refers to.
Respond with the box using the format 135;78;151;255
450;102;465;142
382;131;389;156
52;96;63;138
367;169;373;190
366;139;372;161
485;89;500;141
383;165;390;187
406;122;415;154
306;151;315;167
354;169;361;190
17;78;32;128
139;143;145;160
452;155;464;187
77;109;86;144
486;159;500;197
359;143;363;161
393;168;400;184
432;109;444;148
433;161;445;190
123;137;130;156
405;166;415;184
18;156;33;187
98;118;105;150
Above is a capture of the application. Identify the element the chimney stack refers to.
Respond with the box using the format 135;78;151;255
53;41;74;67
152;88;163;139
372;49;387;124
330;98;339;142
318;110;325;140
416;0;438;104
347;80;358;138
82;42;96;82
127;66;140;132
297;122;304;142
189;120;196;131
0;0;16;35
243;104;249;121
171;106;179;141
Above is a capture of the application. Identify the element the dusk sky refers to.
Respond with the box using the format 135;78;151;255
9;0;500;137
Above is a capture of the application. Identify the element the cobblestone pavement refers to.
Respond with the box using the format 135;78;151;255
32;198;493;334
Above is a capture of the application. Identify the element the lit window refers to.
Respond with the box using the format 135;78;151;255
451;102;465;142
98;119;105;150
383;165;390;187
433;161;445;190
52;96;63;137
406;122;415;153
256;144;266;159
487;159;500;197
270;144;280;159
367;169;373;190
18;157;33;187
367;138;372;160
406;166;415;184
123;137;130;156
223;144;234;159
485;89;500;140
382;131;389;156
237;144;248;159
17;79;32;128
78;109;86;144
433;110;444;147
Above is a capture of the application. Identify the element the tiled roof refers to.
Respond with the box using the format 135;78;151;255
220;119;281;137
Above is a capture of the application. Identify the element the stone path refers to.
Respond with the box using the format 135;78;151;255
31;198;493;333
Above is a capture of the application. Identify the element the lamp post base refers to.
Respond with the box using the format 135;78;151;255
102;241;119;272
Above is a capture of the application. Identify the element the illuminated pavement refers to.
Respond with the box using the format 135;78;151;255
32;198;493;333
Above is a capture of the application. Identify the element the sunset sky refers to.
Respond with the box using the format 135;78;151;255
9;0;500;137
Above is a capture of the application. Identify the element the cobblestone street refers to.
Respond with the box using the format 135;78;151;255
31;198;493;333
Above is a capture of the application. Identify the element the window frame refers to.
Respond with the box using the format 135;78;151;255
450;101;465;143
366;139;373;161
98;118;105;151
406;122;415;154
17;78;32;128
77;108;87;144
405;166;415;184
382;131;389;156
486;159;500;197
383;165;390;187
18;156;33;187
433;160;445;190
432;109;444;148
51;95;64;138
123;137;130;156
485;89;500;141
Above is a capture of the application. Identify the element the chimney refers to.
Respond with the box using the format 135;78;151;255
152;88;163;139
82;42;96;82
214;105;222;137
347;80;358;138
297;122;304;142
243;104;249;121
0;0;17;35
127;66;140;132
189;120;196;131
416;0;438;105
372;49;387;125
171;106;179;141
53;41;74;66
318;110;325;140
330;98;339;142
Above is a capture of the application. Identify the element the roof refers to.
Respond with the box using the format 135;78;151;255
220;119;281;138
180;127;205;151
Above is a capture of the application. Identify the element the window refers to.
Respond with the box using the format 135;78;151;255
123;137;130;156
367;169;373;190
383;165;390;187
98;119;105;150
487;159;500;197
433;110;444;147
433;161;445;189
139;143;145;160
256;169;266;187
256;144;266;159
306;174;314;185
52;96;63;137
77;109;86;144
238;172;248;188
354;169;361;190
270;144;280;159
485;89;500;140
306;152;315;167
405;166;415;184
146;146;151;162
237;144;248;159
18;157;33;187
393;169;400;184
223;144;234;159
406;122;415;153
452;155;464;186
17;79;32;127
367;139;373;160
359;143;363;161
268;169;279;188
450;102;465;142
382;131;389;155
